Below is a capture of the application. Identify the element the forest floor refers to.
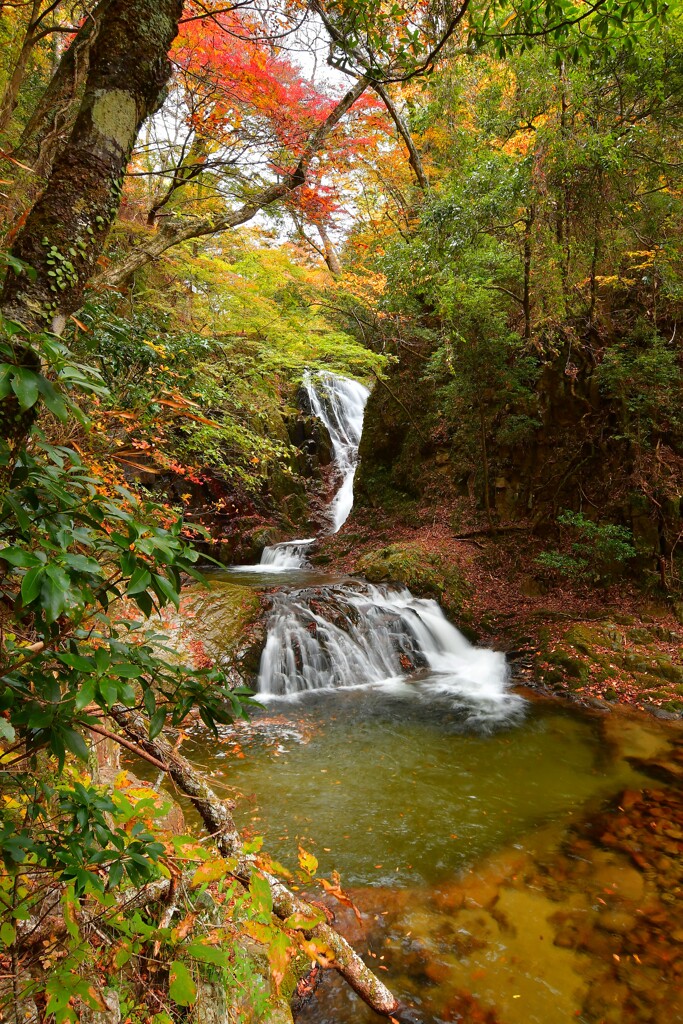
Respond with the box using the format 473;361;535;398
316;496;683;718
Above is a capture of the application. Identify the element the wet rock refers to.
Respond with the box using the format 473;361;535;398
583;978;629;1019
597;910;637;934
80;989;121;1024
591;857;645;903
627;756;683;786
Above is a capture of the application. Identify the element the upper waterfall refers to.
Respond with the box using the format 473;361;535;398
302;370;370;533
256;370;370;570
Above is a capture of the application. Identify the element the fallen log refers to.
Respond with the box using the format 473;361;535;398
109;705;402;1018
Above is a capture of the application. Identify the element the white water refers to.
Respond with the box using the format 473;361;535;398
302;370;370;532
258;583;522;723
256;370;370;570
260;538;316;569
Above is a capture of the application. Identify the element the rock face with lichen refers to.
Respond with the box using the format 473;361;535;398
152;579;267;688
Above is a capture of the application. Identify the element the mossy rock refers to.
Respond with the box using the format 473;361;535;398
564;624;624;657
545;649;591;687
355;542;471;621
177;580;265;684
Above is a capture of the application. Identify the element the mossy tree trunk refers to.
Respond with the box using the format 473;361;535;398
11;0;112;182
1;0;181;334
0;0;43;138
0;0;182;445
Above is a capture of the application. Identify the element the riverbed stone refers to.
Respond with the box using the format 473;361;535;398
597;909;638;934
590;855;645;903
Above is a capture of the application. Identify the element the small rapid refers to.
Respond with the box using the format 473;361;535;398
260;538;315;569
258;582;522;724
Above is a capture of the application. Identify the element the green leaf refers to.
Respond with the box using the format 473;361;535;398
21;566;44;604
74;680;96;711
0;922;16;946
111;663;145;678
185;941;230;966
0;719;16;743
61;728;89;761
37;377;68;421
11;368;40;410
59;652;95;672
127;567;152;595
149;708;166;739
151;573;180;608
0;547;41;567
249;873;273;918
63;553;102;575
168;962;197;1006
98;677;118;707
40;576;68;623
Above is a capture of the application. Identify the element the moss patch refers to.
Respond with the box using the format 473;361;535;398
533;617;683;710
355;542;472;623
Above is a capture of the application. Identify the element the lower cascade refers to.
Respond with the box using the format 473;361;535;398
257;581;522;723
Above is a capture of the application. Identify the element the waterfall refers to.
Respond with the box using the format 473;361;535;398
302;370;370;533
246;369;520;724
257;582;522;723
260;539;315;569
256;370;370;570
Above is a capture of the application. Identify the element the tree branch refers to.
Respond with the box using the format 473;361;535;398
93;76;370;291
372;82;428;190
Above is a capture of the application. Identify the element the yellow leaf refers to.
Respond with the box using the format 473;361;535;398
190;857;234;887
298;845;318;877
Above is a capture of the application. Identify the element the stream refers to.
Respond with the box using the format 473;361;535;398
199;371;683;1023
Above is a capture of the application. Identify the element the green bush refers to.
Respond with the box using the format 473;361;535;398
537;509;637;582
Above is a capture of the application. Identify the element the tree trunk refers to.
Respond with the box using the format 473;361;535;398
2;0;181;333
0;0;182;447
479;406;493;529
0;0;42;138
2;3;110;237
317;222;342;275
522;204;534;340
588;171;603;325
14;2;109;174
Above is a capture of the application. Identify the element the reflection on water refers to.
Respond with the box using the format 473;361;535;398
187;690;644;888
184;692;683;1024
